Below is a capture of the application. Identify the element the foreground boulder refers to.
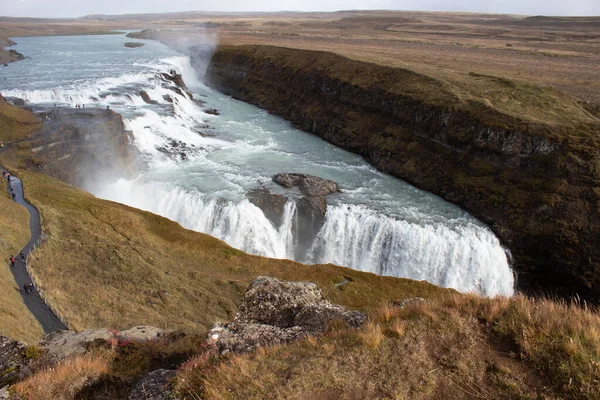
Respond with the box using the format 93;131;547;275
128;369;178;400
207;277;366;354
41;326;165;360
41;329;115;360
0;336;29;388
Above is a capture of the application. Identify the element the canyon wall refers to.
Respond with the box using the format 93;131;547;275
206;45;600;299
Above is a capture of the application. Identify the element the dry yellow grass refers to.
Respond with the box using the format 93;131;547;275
0;100;40;143
13;350;112;400
177;294;600;400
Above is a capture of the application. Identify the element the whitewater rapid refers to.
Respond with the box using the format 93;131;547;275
0;33;515;297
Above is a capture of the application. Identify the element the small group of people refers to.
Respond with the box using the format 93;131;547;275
75;104;85;109
23;283;34;294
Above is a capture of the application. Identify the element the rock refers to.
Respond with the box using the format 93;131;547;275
128;369;178;400
160;71;187;90
294;304;366;332
162;95;173;103
273;173;339;197
10;98;26;107
117;326;164;343
0;337;29;387
140;91;158;105
124;42;145;48
248;188;288;227
7;49;25;61
169;86;185;97
208;277;366;354
41;329;114;359
203;108;220;116
210;323;306;354
237;277;326;327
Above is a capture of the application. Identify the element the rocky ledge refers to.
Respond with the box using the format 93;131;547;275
23;106;142;188
207;276;366;354
207;45;600;300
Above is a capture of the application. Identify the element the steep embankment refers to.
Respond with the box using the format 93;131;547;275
206;45;600;299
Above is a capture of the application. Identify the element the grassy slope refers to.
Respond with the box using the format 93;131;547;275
179;295;600;400
0;99;40;143
0;191;44;343
0;101;44;343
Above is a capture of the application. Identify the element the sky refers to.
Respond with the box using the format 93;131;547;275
2;0;599;18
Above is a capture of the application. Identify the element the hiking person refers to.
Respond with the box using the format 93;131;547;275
23;284;28;294
20;251;25;261
10;256;15;267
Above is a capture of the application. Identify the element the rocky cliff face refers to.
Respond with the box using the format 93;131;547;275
21;107;142;189
207;45;600;299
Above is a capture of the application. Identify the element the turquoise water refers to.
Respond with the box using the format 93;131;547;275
0;33;514;296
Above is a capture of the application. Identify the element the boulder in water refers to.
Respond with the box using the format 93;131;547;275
248;188;288;227
140;91;158;105
273;173;339;197
124;42;145;48
203;108;220;116
207;276;366;354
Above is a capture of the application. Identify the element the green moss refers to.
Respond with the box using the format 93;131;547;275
23;345;43;360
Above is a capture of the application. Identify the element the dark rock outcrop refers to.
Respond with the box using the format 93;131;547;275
207;276;367;354
0;337;29;388
203;108;220;116
124;42;145;48
159;71;194;99
26;107;142;188
128;369;178;400
273;173;339;197
271;173;338;254
140;91;158;105
207;45;600;300
248;187;288;227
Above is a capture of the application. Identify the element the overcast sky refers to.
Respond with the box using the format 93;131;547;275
2;0;599;18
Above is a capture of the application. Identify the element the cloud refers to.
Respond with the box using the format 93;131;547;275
2;0;599;18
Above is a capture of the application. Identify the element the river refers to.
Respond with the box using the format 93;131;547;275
0;32;515;296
